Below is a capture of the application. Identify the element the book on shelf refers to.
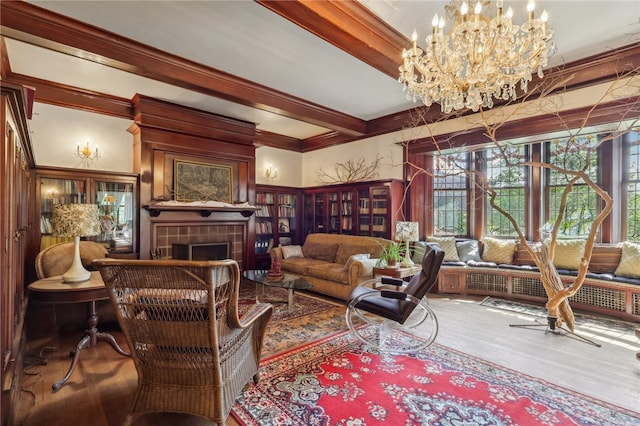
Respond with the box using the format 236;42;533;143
255;238;274;254
255;221;273;234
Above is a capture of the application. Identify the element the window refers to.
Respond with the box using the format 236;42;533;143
424;127;634;243
626;131;640;242
432;153;468;236
484;146;527;237
545;136;599;238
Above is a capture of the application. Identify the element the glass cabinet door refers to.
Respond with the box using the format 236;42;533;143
328;191;339;233
94;180;135;253
277;192;297;245
341;191;354;234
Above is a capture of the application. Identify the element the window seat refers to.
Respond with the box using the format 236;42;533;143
429;241;640;322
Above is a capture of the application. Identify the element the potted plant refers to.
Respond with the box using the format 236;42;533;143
376;242;402;268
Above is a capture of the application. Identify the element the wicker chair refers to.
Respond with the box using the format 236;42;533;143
92;259;273;425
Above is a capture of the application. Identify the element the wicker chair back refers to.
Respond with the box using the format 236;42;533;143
92;258;273;425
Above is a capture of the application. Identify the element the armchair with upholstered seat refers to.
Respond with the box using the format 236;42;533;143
35;240;109;279
92;258;273;425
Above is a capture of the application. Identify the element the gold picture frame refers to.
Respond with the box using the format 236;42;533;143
174;159;233;203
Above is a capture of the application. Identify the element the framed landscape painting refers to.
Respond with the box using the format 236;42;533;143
174;159;233;203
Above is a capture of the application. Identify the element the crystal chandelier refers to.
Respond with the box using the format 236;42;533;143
398;0;554;113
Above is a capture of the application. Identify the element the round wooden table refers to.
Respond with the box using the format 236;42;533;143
28;271;130;391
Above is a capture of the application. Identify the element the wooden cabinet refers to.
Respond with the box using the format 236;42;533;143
255;185;301;268
303;180;404;240
35;167;138;256
2;82;36;425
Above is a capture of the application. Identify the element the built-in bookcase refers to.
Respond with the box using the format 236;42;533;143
303;179;403;240
255;185;301;268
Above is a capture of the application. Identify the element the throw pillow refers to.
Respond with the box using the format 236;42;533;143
281;245;304;259
481;237;517;264
411;241;428;264
426;236;460;262
615;241;640;278
344;253;370;271
547;239;585;270
456;240;482;262
302;242;339;263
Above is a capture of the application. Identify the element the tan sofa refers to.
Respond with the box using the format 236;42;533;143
269;233;392;301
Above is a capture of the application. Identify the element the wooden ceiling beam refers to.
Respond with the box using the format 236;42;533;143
255;0;408;79
7;73;133;119
0;1;367;136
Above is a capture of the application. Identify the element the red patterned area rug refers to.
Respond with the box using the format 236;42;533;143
231;329;640;425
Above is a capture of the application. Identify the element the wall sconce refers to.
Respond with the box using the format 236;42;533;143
265;164;278;183
75;141;99;167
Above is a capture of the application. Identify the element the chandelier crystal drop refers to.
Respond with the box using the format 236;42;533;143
398;0;555;113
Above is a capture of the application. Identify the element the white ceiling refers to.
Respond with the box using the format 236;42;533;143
3;1;640;153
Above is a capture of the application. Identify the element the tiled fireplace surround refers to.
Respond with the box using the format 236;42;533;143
153;223;246;270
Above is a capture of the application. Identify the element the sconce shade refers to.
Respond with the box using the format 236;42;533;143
396;221;419;242
52;204;101;283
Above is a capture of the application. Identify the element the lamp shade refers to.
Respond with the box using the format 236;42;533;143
396;221;419;242
52;204;100;283
52;204;101;237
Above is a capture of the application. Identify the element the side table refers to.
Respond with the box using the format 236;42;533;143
372;266;422;289
28;271;130;391
373;266;422;279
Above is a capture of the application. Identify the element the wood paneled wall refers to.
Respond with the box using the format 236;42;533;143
129;95;258;265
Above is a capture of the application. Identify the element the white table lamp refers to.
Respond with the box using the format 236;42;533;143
396;221;419;268
52;204;101;283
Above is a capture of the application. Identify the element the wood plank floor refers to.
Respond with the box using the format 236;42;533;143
13;294;640;425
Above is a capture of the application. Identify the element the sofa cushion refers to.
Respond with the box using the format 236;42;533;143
499;263;539;272
302;242;338;263
547;239;585;270
481;237;517;264
344;253;370;271
307;263;349;284
281;245;303;259
280;257;327;275
335;242;385;265
467;260;498;268
615;241;640;278
456;240;482;262
427;236;460;262
411;241;429;264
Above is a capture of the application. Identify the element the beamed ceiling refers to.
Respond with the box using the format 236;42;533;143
1;1;640;155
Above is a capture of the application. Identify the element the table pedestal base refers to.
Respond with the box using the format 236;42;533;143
53;300;129;391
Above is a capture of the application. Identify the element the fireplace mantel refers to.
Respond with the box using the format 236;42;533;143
143;204;260;218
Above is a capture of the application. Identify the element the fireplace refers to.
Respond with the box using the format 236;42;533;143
172;242;231;261
152;223;246;269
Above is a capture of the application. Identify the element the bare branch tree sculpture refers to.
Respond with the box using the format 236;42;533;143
403;67;640;331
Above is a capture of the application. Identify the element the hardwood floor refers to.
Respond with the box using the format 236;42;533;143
13;293;640;425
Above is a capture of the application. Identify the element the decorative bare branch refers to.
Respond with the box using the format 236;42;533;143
316;154;383;184
399;64;640;331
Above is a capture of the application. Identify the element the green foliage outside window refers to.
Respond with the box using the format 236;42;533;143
433;154;468;236
547;136;599;237
485;146;526;237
